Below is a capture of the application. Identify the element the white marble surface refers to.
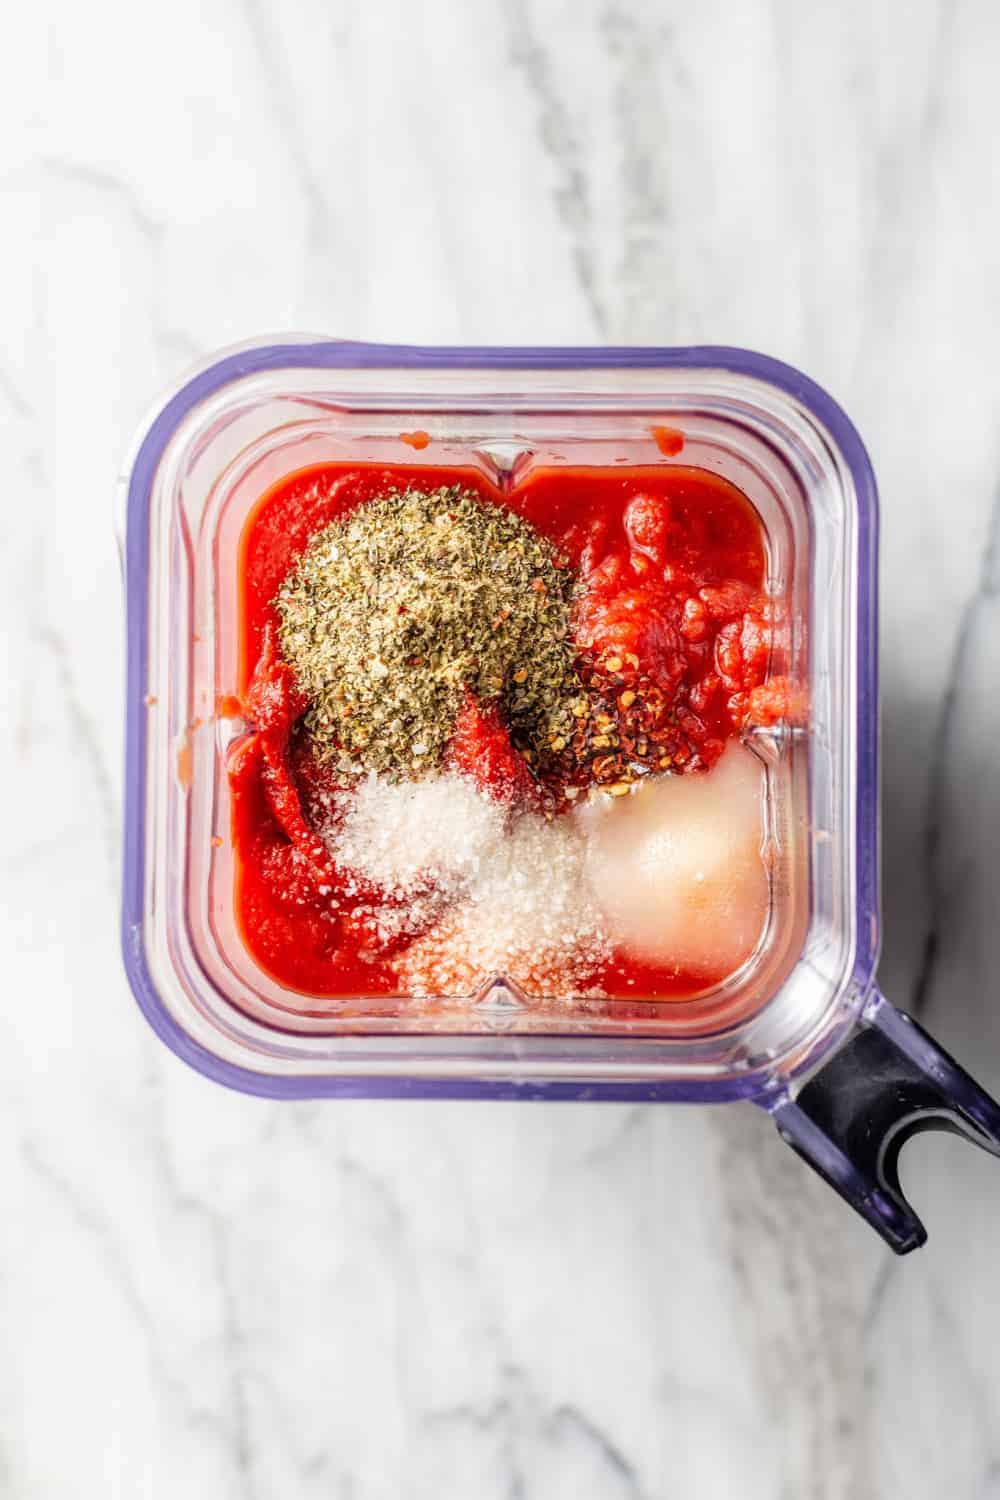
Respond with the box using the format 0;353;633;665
3;0;1000;1495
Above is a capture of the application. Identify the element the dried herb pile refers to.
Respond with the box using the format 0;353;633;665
276;485;581;778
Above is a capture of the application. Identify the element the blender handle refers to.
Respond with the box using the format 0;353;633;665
768;994;1000;1253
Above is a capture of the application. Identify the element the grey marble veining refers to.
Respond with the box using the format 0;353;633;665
2;0;1000;1495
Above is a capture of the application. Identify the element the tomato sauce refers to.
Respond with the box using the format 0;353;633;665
230;461;778;1007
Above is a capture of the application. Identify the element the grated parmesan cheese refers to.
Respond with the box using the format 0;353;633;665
322;772;610;996
328;773;504;892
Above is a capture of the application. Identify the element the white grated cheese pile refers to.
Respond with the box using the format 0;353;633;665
323;772;611;996
330;773;504;893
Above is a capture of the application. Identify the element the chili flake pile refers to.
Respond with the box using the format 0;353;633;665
275;484;580;778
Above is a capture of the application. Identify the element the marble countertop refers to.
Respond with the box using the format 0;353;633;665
3;0;1000;1495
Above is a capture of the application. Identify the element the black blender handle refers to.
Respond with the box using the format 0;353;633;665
771;997;1000;1253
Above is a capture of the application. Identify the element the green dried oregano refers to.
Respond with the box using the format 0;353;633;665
275;484;581;778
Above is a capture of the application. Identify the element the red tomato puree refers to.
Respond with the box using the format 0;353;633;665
230;461;789;1007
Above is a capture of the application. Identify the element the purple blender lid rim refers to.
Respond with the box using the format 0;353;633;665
120;340;879;1101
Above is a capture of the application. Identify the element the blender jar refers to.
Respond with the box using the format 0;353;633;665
119;340;1000;1252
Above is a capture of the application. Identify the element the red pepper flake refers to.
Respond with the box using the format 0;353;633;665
215;693;243;719
650;424;685;457
144;694;158;707
211;835;223;848
399;429;431;450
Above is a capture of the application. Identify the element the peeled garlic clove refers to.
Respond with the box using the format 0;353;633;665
577;742;769;978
